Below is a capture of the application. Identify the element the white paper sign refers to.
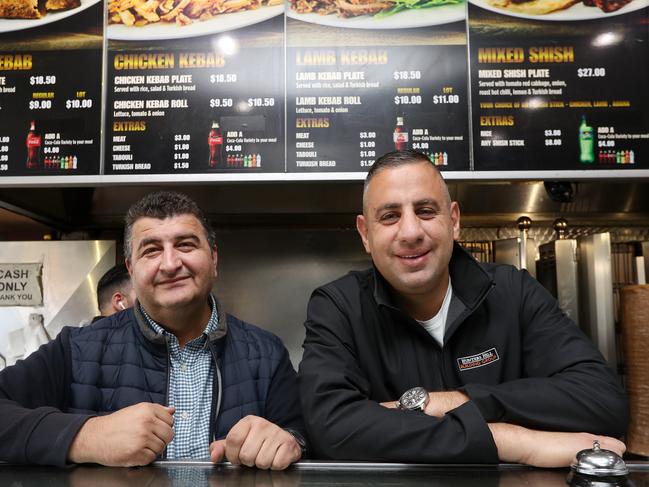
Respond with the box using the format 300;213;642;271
0;263;43;306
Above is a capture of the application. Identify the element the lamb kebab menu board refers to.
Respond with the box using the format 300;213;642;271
468;0;649;171
105;10;285;174
286;4;470;172
0;0;103;176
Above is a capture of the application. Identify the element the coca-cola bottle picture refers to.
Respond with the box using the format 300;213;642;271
393;116;409;151
26;120;41;169
208;121;223;168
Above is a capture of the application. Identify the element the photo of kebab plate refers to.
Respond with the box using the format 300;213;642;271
485;0;634;15
0;0;80;18
108;0;282;26
291;0;464;19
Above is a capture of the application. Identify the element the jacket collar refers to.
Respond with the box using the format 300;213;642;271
372;242;494;317
134;294;228;345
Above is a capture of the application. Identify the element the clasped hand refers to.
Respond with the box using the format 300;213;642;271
209;415;302;470
68;404;300;470
67;402;175;467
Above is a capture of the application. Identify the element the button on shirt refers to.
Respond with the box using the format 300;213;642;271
140;295;219;459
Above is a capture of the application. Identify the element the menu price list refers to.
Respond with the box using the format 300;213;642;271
106;45;284;174
287;45;470;172
468;4;649;171
0;51;102;176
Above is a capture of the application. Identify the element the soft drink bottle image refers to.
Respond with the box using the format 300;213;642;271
26;121;41;169
208;121;223;168
393;116;409;151
578;116;594;164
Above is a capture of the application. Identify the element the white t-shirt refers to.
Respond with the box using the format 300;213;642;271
416;278;453;347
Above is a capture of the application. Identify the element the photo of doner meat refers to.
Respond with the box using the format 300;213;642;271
108;0;282;26
290;0;463;18
0;0;80;18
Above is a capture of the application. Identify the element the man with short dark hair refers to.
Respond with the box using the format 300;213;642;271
95;264;136;318
0;191;306;468
299;150;627;467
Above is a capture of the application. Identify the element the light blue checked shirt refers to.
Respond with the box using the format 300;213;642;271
140;295;219;459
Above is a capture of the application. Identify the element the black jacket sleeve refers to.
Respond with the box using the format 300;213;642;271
0;328;92;466
262;344;308;454
461;268;628;438
298;288;498;463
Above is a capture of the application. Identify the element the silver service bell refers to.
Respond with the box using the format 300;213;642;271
570;440;628;477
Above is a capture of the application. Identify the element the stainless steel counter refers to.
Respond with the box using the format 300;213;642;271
1;461;647;486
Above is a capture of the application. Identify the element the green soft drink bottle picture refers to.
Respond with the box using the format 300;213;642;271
579;115;594;164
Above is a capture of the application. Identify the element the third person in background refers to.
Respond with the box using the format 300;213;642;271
94;264;137;320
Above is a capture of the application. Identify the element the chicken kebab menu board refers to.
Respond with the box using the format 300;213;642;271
0;0;102;176
105;3;285;174
285;0;470;172
468;0;649;171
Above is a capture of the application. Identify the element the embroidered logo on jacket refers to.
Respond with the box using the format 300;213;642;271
457;348;500;371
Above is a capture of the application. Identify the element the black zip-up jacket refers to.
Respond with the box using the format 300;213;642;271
0;298;305;466
298;244;628;463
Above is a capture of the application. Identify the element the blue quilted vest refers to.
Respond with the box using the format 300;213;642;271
67;303;285;440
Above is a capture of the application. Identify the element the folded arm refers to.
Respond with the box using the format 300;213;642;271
461;270;628;438
299;290;498;463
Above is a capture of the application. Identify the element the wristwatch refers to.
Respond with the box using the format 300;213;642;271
396;386;429;411
285;429;307;457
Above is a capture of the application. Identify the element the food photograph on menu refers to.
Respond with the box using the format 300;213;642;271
288;0;465;27
0;0;81;20
468;0;649;171
107;0;284;39
0;0;103;176
476;0;644;17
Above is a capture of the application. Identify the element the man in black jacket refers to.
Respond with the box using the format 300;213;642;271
0;191;305;468
298;150;627;466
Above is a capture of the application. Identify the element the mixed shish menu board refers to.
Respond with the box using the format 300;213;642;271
468;0;649;170
0;0;647;176
0;0;103;176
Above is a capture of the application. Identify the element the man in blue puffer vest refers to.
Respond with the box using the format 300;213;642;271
0;191;306;468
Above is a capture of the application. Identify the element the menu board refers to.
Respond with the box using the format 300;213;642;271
468;1;649;171
1;0;648;180
0;1;103;176
286;8;470;172
105;14;285;174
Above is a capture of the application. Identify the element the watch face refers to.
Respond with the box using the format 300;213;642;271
400;387;428;410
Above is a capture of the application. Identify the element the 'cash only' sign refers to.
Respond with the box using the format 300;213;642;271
0;263;43;306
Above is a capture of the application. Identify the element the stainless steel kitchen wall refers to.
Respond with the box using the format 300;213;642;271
213;228;370;367
0;241;115;366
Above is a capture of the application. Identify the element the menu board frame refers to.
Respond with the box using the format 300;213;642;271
3;169;649;186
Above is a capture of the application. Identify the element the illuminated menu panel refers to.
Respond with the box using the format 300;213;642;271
285;6;470;173
0;4;103;176
105;15;285;174
468;2;649;170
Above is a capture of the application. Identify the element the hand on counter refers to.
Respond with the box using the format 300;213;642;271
67;402;175;466
209;415;302;470
489;423;626;468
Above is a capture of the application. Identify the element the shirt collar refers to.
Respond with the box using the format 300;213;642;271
372;242;494;312
140;294;220;341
